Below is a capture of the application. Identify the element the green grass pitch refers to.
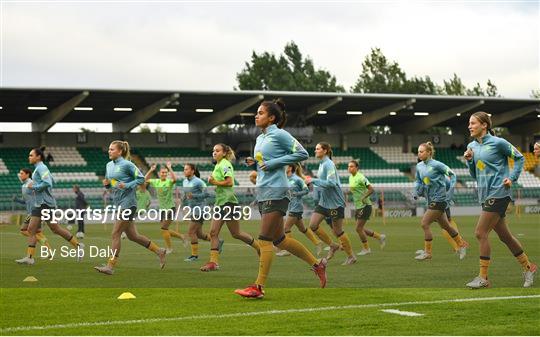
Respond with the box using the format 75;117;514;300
1;214;539;335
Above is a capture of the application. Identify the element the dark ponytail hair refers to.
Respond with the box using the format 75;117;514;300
31;146;47;161
318;142;333;159
185;163;200;178
260;98;287;129
471;111;495;136
21;168;32;176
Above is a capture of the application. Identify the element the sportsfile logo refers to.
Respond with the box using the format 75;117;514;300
40;205;253;223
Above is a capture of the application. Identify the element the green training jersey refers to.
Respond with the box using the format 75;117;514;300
148;178;176;209
136;189;151;210
212;158;238;206
349;172;372;209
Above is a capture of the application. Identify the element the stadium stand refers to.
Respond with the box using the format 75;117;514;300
1;145;539;211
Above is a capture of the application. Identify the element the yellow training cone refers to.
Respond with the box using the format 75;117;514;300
23;276;38;282
117;292;136;300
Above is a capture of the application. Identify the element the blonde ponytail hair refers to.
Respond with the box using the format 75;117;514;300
111;140;131;160
420;141;435;158
216;143;236;161
289;163;306;180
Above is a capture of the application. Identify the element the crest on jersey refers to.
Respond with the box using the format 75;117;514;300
476;160;486;171
423;177;431;185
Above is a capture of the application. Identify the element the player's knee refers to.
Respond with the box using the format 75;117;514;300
475;230;488;240
126;231;138;241
112;227;123;237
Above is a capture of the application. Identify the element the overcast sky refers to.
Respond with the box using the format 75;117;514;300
1;1;539;132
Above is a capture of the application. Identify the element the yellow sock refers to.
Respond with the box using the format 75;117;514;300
20;230;29;237
27;246;36;258
285;231;292;239
451;233;465;247
255;240;274;286
68;236;79;248
169;229;184;240
303;228;321;245
362;241;369;250
108;255;118;268
250;239;260;254
276;237;318;265
480;257;490;279
338;233;353;256
442;229;459;251
516;252;532;271
314;227;334;246
147;241;160;253
161;229;172;249
210;249;219;264
424;240;433;255
191;243;199;256
450;219;459;230
44;241;52;252
36;232;47;245
372;231;381;240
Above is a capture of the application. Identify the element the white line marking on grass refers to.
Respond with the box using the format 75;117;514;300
1;295;538;333
381;309;424;317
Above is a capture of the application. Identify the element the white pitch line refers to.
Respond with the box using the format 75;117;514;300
381;309;424;317
1;295;538;333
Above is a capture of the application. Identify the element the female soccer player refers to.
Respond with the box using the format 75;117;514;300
94;141;166;275
415;175;462;256
200;143;259;271
413;142;468;261
14;168;52;258
145;162;185;254
181;163;211;262
136;183;151;211
307;142;356;265
16;147;83;265
277;163;323;257
234;99;327;299
348;160;386;256
464;111;535;288
72;185;88;239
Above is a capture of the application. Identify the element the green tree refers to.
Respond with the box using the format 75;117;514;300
236;41;345;92
351;48;407;93
138;124;151;133
443;73;468;95
404;75;443;95
465;79;499;97
351;48;500;96
485;80;499;97
530;89;540;99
